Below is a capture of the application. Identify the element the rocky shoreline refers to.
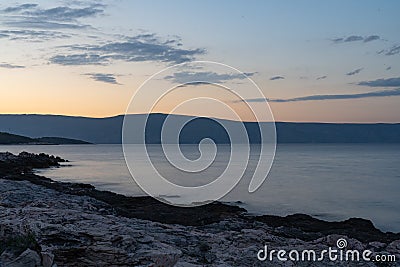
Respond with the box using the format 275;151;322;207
0;152;399;266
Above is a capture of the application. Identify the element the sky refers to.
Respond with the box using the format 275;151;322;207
0;0;399;122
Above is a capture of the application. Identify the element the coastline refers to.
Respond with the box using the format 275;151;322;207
1;152;399;266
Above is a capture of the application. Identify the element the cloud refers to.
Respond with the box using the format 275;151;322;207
346;68;363;76
62;0;104;6
50;54;107;65
2;3;38;13
0;63;25;69
0;29;71;41
358;77;400;87
316;75;327;80
240;88;400;103
344;35;363;42
332;38;344;43
27;6;104;22
84;73;121;85
378;45;400;56
332;35;380;44
1;3;203;66
270;76;284;81
1;3;104;21
0;3;104;31
386;45;400;56
50;34;206;65
165;71;255;84
363;35;380;43
3;20;89;30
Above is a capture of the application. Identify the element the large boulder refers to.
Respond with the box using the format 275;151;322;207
3;249;41;267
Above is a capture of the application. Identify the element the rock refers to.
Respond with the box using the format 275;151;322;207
41;252;54;267
137;247;182;267
255;213;400;243
1;176;399;266
0;250;15;263
0;152;399;266
6;249;41;267
368;241;386;249
0;152;17;162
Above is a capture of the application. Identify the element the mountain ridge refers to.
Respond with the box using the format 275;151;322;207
0;113;399;144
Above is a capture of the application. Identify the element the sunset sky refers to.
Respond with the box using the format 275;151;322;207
1;0;399;122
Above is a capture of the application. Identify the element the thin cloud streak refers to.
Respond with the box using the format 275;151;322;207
378;45;400;56
0;63;25;69
239;88;400;103
165;71;255;84
332;35;380;44
0;29;71;41
346;68;363;76
3;20;90;30
270;76;284;80
2;4;38;13
358;77;400;87
363;35;380;42
50;54;107;65
84;73;121;85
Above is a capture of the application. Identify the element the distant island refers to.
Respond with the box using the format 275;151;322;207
0;113;400;144
0;132;91;145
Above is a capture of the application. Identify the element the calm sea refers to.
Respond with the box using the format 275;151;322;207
1;144;399;232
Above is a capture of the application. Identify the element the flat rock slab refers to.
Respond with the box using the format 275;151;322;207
1;179;399;266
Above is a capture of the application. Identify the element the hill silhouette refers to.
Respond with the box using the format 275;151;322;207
0;132;91;145
0;114;399;144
